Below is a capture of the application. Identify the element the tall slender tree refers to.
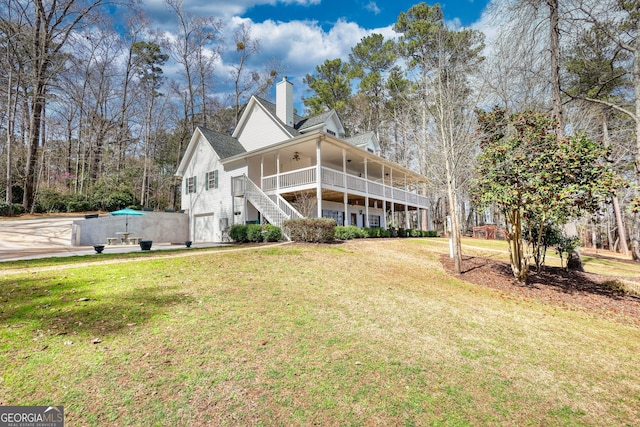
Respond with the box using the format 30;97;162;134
395;2;484;274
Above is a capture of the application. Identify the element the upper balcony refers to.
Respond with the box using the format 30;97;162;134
258;165;429;209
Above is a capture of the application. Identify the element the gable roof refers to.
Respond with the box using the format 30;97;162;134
197;126;246;159
296;110;334;132
344;131;381;152
175;126;245;177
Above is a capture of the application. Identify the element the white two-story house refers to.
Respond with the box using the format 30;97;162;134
175;77;430;242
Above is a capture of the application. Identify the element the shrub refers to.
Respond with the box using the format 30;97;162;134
34;189;66;213
284;218;336;243
92;189;136;211
247;224;264;242
334;225;363;240
66;194;92;212
365;227;390;238
424;230;438;237
229;225;248;242
0;202;24;216
263;224;282;242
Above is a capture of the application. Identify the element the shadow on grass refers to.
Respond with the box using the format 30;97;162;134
0;274;193;337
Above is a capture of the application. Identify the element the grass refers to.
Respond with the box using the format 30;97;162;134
1;239;640;425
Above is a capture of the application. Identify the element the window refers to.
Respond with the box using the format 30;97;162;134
326;129;336;136
368;215;380;228
206;170;218;190
186;176;197;194
322;209;343;225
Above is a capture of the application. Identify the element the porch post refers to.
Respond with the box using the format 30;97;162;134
316;137;323;218
405;174;409;229
260;156;264;189
390;168;395;228
343;150;348;225
364;159;369;228
276;152;280;193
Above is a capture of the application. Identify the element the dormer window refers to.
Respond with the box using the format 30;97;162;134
326;129;336;136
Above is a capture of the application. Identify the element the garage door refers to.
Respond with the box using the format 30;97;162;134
194;214;215;242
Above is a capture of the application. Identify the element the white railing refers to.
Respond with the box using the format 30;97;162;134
260;166;429;209
321;167;344;188
345;174;367;192
262;176;277;192
232;175;245;196
263;166;316;191
368;181;384;197
276;195;304;220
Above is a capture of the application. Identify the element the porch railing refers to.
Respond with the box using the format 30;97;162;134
261;166;429;209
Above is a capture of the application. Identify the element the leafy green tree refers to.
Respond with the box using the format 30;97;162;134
473;108;621;283
303;58;354;119
349;33;397;140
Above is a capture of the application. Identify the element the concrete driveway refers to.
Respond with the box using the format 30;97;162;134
0;216;86;261
0;215;228;262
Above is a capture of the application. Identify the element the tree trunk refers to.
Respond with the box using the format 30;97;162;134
547;0;564;138
602;112;630;256
506;208;529;283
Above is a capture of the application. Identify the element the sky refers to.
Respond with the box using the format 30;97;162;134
137;0;494;107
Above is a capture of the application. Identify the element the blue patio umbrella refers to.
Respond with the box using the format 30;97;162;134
110;208;145;232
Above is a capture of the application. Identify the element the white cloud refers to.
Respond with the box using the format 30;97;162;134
365;1;381;15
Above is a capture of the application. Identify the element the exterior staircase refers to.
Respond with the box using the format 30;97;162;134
232;175;303;237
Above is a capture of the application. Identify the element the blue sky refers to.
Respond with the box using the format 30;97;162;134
243;0;491;30
139;0;494;106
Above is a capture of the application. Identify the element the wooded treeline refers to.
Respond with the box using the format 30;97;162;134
0;0;638;257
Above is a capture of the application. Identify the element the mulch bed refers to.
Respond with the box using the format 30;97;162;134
440;254;640;326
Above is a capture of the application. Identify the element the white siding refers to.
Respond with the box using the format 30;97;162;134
181;134;248;242
324;115;344;137
237;106;290;151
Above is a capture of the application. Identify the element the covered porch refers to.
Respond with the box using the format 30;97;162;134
241;133;430;229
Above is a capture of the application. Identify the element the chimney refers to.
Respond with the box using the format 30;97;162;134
276;76;294;127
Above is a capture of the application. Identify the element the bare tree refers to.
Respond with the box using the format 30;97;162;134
229;23;280;126
3;0;122;212
395;3;484;273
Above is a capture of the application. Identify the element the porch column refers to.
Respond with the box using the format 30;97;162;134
390;168;395;228
365;196;369;227
364;159;369;227
343;150;348;224
276;152;280;193
316;137;323;218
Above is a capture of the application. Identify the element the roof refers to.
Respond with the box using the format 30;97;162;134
296;110;334;131
345;131;375;147
253;97;338;135
197;126;246;159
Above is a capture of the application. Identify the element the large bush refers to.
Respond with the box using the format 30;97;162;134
263;224;282;242
0;202;25;216
284;218;335;243
334;225;367;240
34;189;66;213
246;224;264;242
229;225;248;242
229;224;282;243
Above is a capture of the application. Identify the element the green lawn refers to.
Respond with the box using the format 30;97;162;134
1;239;639;426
